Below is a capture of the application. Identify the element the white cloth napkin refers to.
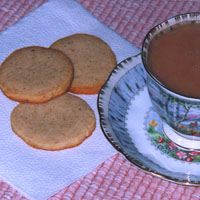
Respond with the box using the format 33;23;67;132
0;0;139;199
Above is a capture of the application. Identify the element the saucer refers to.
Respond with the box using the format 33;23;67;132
98;54;200;185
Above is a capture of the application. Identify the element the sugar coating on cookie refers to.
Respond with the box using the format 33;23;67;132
50;34;117;94
10;93;96;151
0;46;73;103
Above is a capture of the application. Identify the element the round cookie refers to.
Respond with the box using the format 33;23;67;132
10;93;96;151
50;34;117;94
0;46;73;103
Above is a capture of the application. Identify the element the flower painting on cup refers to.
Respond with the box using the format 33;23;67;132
146;110;200;163
147;77;200;138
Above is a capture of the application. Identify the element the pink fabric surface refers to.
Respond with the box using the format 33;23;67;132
1;0;200;200
77;0;200;48
0;0;47;32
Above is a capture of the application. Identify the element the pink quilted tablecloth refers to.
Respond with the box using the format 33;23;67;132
1;0;200;199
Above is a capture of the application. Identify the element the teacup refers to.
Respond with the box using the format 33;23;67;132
142;13;200;150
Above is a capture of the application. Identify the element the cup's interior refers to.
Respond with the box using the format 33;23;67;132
142;13;200;73
141;12;200;100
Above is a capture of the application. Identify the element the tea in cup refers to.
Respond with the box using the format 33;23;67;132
142;13;200;150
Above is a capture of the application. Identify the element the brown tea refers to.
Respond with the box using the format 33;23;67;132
147;23;200;98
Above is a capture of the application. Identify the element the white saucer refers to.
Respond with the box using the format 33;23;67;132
98;54;200;185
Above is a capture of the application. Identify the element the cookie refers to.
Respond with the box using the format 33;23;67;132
50;34;117;94
10;93;96;151
0;46;73;103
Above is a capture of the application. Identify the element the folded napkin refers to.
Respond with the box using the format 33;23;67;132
0;0;139;199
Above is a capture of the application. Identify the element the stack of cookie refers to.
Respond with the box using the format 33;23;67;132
0;34;117;151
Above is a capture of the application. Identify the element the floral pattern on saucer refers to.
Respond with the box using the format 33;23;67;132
145;109;200;162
